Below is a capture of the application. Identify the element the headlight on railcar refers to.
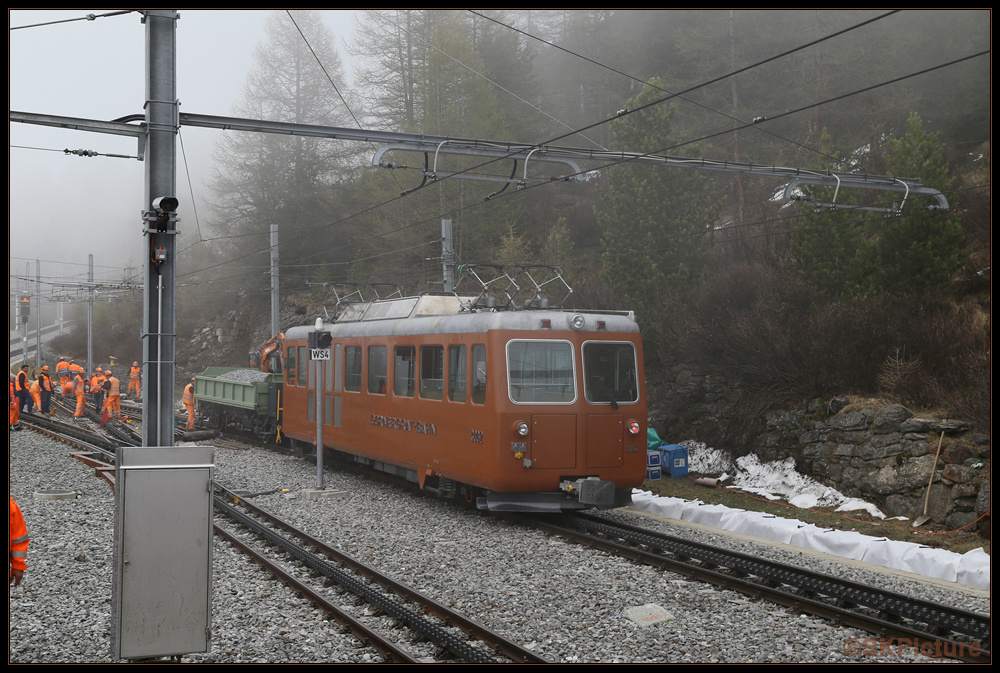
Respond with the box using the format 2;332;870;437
513;420;530;437
569;313;586;330
627;419;641;435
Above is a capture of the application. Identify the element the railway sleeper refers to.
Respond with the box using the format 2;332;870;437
877;609;905;624
793;587;818;600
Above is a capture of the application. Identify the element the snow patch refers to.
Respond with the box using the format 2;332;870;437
682;442;885;518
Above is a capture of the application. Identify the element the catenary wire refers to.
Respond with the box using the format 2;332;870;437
467;9;897;170
180;18;986;282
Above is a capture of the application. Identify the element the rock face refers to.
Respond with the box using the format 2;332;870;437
648;367;989;531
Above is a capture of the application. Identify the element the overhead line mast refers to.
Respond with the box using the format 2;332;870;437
141;10;179;449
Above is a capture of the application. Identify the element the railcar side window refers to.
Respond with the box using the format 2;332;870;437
287;348;296;384
472;344;487;405
419;346;444;400
345;346;362;392
298;346;308;385
394;346;416;397
583;342;639;405
448;345;467;402
368;346;387;395
506;340;575;404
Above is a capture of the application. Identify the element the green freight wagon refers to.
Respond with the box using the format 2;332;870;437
194;367;283;441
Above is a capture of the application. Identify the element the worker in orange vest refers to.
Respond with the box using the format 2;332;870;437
182;378;196;430
90;368;106;412
16;365;31;413
38;366;54;415
68;360;85;379
71;371;87;417
9;497;29;586
128;361;141;399
9;382;21;430
28;379;42;412
55;357;70;394
103;370;122;421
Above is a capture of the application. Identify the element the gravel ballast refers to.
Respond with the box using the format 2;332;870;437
211;369;270;383
9;430;989;663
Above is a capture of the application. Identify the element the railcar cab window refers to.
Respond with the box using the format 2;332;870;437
583;342;639;406
448;345;467;402
506;340;575;404
394;346;416;397
287;348;296;384
420;345;444;400
345;346;362;392
368;346;387;395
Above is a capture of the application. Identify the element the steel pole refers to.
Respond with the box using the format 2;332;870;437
35;259;42;367
271;224;279;337
141;10;178;448
88;255;94;375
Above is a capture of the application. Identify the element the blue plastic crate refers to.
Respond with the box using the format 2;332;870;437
660;444;689;478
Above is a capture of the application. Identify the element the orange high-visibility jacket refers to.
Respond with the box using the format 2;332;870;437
10;497;29;572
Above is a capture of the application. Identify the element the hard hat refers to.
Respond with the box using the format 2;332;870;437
133;361;138;366
59;356;65;361
42;365;50;371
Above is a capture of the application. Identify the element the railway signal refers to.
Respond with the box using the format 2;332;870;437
309;319;333;492
309;329;332;361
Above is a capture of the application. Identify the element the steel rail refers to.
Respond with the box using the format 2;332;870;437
516;513;989;664
18;429;422;663
18;417;117;484
212;524;419;664
14;430;415;662
214;494;503;664
19;412;119;451
571;512;989;641
217;485;549;664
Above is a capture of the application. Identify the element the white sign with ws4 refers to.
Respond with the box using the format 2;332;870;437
310;349;331;361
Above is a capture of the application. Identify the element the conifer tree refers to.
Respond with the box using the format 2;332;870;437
597;79;719;306
208;11;356;276
875;114;964;295
789;128;873;298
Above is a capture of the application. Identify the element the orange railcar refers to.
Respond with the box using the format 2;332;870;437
280;294;647;512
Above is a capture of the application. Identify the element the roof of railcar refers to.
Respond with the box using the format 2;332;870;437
284;294;640;340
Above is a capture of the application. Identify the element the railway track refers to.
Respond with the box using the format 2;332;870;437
214;485;549;664
15;418;547;663
516;511;990;663
19;410;118;454
17;416;986;662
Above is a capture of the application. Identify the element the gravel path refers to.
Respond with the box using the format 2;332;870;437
9;430;989;663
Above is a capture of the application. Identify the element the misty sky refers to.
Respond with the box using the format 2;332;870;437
8;10;990;298
9;9;357;290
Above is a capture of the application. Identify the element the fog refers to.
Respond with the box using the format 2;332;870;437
8;10;356;290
